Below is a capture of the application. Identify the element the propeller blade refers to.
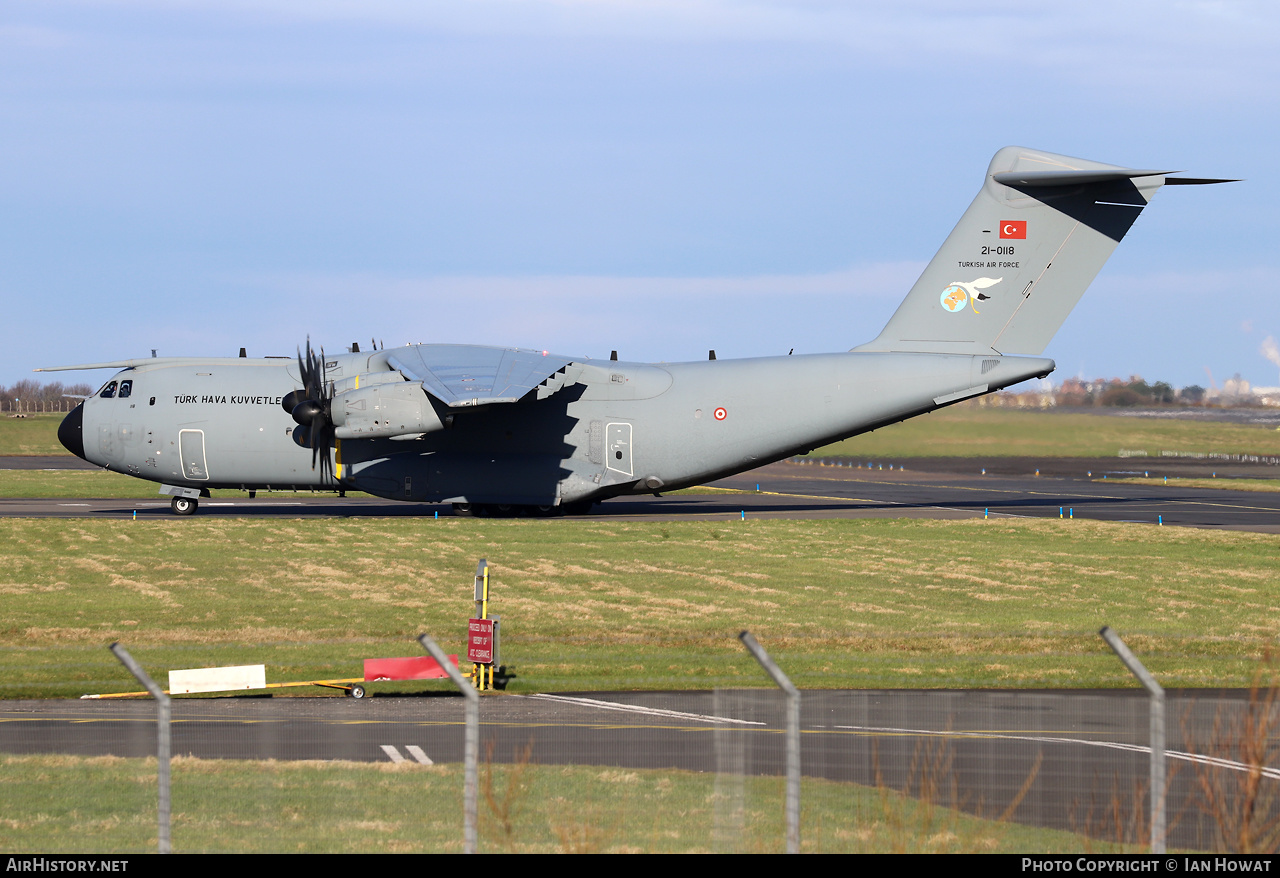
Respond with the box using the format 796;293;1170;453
289;336;338;485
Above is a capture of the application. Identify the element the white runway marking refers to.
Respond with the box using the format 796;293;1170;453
381;744;433;764
525;693;765;726
204;502;307;507
404;745;433;765
835;724;1280;779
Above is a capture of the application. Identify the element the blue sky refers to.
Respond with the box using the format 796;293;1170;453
3;0;1277;390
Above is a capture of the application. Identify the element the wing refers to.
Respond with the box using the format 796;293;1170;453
386;344;578;407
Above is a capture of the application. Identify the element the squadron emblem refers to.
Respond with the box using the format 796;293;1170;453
940;276;1002;314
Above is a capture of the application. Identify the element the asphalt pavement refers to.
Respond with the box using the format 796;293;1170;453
4;456;1280;532
0;688;1264;850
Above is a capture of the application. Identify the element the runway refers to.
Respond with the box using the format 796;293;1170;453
4;456;1280;532
0;689;1265;850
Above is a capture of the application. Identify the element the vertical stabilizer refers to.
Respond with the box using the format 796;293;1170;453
855;146;1172;356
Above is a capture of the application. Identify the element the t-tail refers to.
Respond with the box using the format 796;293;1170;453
854;146;1235;356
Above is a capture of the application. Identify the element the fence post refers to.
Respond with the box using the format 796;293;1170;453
418;633;479;853
108;642;170;854
1099;626;1165;854
738;631;800;853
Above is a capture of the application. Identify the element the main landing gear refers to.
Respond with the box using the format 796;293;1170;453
170;496;198;516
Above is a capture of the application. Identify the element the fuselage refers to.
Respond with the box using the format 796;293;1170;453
59;347;1052;507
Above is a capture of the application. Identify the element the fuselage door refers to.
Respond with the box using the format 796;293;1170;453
179;429;209;481
605;422;633;477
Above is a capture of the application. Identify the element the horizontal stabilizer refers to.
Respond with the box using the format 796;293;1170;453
1163;177;1241;185
992;168;1173;187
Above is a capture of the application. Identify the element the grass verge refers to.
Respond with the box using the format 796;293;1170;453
0;753;1136;853
814;406;1280;459
3;517;1278;696
0;414;70;456
1102;477;1280;493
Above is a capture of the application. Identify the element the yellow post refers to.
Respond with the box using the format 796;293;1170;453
481;564;490;690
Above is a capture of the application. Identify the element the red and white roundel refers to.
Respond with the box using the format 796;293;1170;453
713;407;727;421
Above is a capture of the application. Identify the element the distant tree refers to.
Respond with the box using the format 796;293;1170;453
1128;379;1153;399
0;379;93;412
1100;387;1143;407
1149;381;1175;404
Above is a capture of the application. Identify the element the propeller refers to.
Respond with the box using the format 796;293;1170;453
282;338;337;484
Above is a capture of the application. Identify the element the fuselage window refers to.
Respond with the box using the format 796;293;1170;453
119;380;133;399
99;381;118;399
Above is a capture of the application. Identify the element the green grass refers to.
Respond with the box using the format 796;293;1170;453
0;414;71;456
0;753;1138;853
3;517;1278;697
1104;477;1280;492
814;405;1280;458
0;469;187;499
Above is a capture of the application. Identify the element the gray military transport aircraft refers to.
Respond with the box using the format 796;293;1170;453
42;147;1231;516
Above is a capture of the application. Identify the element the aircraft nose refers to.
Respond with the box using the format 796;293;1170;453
58;403;87;461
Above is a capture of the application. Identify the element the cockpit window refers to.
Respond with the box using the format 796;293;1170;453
118;380;133;399
99;381;118;399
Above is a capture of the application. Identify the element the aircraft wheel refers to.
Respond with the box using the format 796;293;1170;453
171;496;198;516
496;504;515;517
533;505;558;517
349;685;366;699
452;503;473;516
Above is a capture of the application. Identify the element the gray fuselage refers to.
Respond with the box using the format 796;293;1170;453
63;348;1051;507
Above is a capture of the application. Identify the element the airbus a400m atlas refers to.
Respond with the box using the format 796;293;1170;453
44;147;1231;516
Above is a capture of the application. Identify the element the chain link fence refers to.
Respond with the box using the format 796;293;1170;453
2;641;1279;853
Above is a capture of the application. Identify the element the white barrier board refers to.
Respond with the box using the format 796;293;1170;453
169;664;267;694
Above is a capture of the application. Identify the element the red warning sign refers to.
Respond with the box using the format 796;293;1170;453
1000;221;1027;239
714;407;727;420
467;619;494;664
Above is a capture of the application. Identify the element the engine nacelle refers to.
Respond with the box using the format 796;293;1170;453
331;381;445;439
